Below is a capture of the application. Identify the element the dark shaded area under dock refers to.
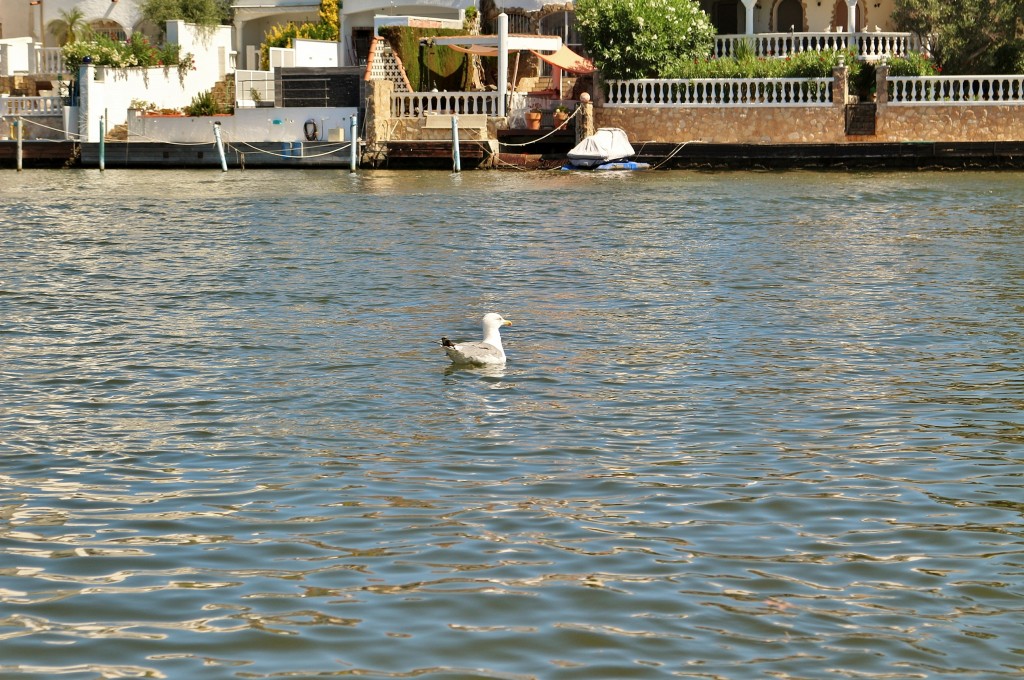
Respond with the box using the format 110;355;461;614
3;140;1024;170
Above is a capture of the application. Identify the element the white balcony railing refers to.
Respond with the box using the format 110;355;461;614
391;92;500;117
33;46;66;74
1;95;65;116
606;77;834;107
235;69;275;107
888;75;1024;105
714;32;918;62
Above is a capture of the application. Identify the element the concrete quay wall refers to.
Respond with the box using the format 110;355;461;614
597;103;1024;145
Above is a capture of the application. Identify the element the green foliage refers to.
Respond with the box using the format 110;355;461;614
886;52;941;76
379;27;473;92
140;0;230;34
893;0;1024;74
184;89;222;116
575;0;715;79
62;33;195;76
48;8;86;45
670;48;857;80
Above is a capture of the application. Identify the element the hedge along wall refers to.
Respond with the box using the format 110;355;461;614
377;27;473;92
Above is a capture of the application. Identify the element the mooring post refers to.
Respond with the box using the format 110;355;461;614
451;115;461;173
349;114;358;173
99;115;105;171
213;121;228;172
15;118;23;172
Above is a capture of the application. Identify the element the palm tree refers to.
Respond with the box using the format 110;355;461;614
49;8;87;46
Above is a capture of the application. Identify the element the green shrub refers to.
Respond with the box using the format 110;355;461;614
378;27;473;92
575;0;715;79
62;34;194;75
886;52;941;76
184;89;221;116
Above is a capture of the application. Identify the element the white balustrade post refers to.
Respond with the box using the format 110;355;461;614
846;0;858;36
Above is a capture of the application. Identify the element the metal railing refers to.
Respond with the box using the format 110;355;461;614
235;69;275;106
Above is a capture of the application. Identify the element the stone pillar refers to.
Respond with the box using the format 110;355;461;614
832;64;849;107
363;78;393;146
875;62;888;104
577;100;595;144
740;0;756;35
846;0;858;34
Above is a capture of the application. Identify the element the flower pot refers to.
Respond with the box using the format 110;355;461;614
553;111;569;130
525;111;542;130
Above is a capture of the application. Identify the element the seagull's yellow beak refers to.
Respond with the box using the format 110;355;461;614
503;319;512;326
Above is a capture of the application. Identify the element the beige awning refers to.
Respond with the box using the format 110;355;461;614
530;45;595;74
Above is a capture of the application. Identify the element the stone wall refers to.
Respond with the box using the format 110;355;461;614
875;105;1024;142
596;106;848;144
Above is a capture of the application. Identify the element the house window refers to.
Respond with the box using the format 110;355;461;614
711;0;740;35
539;11;581;51
831;0;862;31
776;0;804;32
89;20;127;42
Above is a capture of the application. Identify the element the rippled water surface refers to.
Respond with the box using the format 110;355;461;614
1;168;1022;679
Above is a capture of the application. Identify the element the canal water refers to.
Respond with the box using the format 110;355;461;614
1;168;1021;679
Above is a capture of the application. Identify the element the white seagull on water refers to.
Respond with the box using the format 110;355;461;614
440;313;512;366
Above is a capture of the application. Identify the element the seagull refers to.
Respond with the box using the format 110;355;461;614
440;313;512;366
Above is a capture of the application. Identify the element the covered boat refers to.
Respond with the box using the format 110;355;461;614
564;128;649;171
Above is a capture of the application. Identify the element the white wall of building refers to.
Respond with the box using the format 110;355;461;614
77;22;234;141
293;38;337;67
126;105;358;142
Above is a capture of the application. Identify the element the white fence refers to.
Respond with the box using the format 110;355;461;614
714;32;917;61
235;70;275;107
34;47;65;74
606;78;833;107
888;75;1024;105
391;92;500;117
1;95;64;116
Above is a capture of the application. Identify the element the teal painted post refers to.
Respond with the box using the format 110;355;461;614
451;115;461;173
213;122;228;172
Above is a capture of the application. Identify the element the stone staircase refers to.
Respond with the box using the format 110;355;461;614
211;76;236;113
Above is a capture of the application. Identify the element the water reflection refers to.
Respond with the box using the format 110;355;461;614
0;170;1022;679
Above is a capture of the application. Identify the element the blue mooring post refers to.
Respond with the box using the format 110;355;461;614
15;118;23;172
451;115;461;173
98;116;105;171
213;121;227;172
349;114;358;173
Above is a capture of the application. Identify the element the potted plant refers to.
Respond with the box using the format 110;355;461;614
525;107;543;130
552;104;571;130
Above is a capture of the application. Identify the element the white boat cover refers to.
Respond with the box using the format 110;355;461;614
566;128;635;168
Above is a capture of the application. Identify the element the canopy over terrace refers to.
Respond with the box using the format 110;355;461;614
431;16;587;116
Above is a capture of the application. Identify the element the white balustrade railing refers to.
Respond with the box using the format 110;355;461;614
888;75;1024;105
1;95;64;116
33;46;66;74
715;32;917;61
606;77;833;107
391;92;500;117
235;69;275;106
